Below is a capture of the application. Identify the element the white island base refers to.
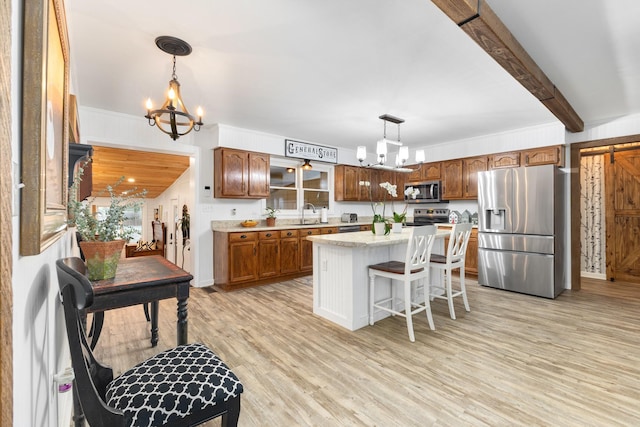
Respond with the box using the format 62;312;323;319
309;229;448;331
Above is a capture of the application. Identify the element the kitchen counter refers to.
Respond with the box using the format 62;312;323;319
307;228;450;247
211;221;371;233
309;228;448;331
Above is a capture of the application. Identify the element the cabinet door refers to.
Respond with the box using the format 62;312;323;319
280;233;300;274
392;171;405;201
522;145;564;167
300;228;320;272
334;165;360;201
441;159;463;200
229;235;258;283
375;169;395;201
215;148;247;197
343;166;360;200
465;229;478;275
248;152;270;197
406;165;422;183
489;151;520;169
258;231;280;278
358;168;372;201
423;162;441;180
463;156;487;199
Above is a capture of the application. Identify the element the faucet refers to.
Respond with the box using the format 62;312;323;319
301;203;316;224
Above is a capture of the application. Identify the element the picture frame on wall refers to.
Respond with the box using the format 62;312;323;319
20;0;70;255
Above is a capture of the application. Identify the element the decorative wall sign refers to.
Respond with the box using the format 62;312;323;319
20;0;70;255
285;139;337;164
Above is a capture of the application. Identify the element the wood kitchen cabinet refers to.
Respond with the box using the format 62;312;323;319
228;232;258;283
258;231;280;279
214;147;270;198
374;169;405;201
462;156;487;199
334;165;360;201
215;228;308;291
335;165;374;201
465;229;478;276
406;162;441;183
300;228;321;272
441;159;463;200
522;145;564;167
489;151;521;169
280;229;300;274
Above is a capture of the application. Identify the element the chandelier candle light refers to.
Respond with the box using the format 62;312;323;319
145;36;203;141
356;114;426;172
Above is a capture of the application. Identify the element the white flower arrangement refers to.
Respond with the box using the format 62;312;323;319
404;186;420;199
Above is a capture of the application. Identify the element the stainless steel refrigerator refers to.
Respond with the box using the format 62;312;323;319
477;164;565;298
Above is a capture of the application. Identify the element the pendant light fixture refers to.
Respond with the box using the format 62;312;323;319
356;114;425;172
301;159;313;170
145;36;203;141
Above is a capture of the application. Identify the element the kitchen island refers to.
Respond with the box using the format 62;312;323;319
307;228;449;331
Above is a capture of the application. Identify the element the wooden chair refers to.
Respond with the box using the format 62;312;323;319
56;257;243;427
368;226;438;342
429;223;473;320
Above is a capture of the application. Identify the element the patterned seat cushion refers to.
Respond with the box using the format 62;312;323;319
105;343;243;426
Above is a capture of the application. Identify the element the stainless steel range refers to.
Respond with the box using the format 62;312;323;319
409;208;450;225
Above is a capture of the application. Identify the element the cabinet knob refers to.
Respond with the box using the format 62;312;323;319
241;235;247;239
287;232;293;236
307;231;312;235
266;233;272;237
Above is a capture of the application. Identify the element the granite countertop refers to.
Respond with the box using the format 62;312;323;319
436;223;478;228
211;221;372;233
306;228;450;248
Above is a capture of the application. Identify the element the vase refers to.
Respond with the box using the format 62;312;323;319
392;222;403;234
373;222;386;235
266;217;276;227
78;239;125;280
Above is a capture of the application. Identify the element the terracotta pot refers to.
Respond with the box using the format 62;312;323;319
266;217;276;227
78;239;125;280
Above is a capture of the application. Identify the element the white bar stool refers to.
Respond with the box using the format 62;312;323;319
429;223;472;319
368;226;438;342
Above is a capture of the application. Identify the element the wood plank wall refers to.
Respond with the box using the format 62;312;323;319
0;0;14;423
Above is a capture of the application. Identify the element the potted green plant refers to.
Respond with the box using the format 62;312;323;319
265;206;278;226
69;160;146;280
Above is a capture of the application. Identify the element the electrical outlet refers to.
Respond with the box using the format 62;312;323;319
231;208;236;216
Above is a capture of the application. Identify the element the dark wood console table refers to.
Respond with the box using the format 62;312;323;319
88;255;192;347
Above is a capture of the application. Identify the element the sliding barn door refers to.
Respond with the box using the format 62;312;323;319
605;148;640;281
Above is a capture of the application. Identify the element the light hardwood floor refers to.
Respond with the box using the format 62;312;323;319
93;276;640;426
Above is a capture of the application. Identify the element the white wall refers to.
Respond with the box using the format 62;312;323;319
10;0;77;424
152;167;195;272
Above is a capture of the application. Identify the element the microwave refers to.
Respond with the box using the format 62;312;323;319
405;180;445;203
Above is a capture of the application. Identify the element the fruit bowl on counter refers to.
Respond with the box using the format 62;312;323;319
240;220;258;227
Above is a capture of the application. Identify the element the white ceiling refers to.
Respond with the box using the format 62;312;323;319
65;0;640;153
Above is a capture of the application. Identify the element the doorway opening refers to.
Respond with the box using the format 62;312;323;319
571;135;640;289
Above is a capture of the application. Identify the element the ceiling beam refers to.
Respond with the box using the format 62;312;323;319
431;0;584;132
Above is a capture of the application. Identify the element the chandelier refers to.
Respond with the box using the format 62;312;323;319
145;36;203;141
356;114;425;172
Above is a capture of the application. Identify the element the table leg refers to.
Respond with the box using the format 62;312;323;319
89;312;104;350
177;297;188;345
150;300;159;347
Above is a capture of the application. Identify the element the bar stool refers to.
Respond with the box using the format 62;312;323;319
429;223;472;319
368;225;438;342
